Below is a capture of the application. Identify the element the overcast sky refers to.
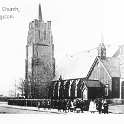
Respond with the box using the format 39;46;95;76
0;0;124;96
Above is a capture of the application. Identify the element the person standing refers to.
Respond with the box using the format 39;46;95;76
89;99;97;113
37;101;40;111
70;100;74;112
97;100;102;114
103;99;109;114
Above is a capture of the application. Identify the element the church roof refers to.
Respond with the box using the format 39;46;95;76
85;80;104;88
112;45;124;57
54;45;123;80
101;57;120;77
86;56;120;79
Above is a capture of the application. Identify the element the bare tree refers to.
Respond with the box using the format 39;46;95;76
17;78;25;97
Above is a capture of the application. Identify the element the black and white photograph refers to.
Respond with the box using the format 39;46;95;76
0;0;124;122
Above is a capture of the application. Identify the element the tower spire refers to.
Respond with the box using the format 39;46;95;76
101;32;104;43
39;4;42;21
98;33;106;60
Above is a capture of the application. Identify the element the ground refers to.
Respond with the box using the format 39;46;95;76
109;104;124;114
0;102;63;114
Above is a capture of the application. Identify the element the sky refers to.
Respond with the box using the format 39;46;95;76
0;0;124;96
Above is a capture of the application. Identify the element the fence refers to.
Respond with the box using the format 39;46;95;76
8;98;90;111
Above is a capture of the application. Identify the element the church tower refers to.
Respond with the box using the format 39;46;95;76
97;42;106;60
25;4;55;98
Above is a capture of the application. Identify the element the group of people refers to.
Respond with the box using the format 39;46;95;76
37;98;89;113
8;98;109;114
89;99;109;114
37;98;109;114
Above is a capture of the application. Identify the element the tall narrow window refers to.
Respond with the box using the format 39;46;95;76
105;84;109;96
44;30;46;40
38;30;40;39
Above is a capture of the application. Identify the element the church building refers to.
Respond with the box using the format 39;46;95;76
24;4;124;100
86;42;124;99
25;4;55;98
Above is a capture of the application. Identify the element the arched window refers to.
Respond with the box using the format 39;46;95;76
38;30;40;39
44;30;46;40
105;84;109;96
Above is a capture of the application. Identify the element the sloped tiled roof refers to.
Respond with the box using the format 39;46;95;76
86;56;120;79
85;80;104;87
101;57;120;77
112;45;124;57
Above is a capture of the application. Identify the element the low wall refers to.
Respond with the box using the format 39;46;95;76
8;99;51;108
107;99;124;105
8;99;90;111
